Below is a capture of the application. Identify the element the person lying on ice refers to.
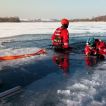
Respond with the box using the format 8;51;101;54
51;18;70;50
85;37;106;59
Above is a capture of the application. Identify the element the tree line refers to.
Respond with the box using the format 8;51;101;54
0;15;106;22
70;15;106;22
0;17;20;22
34;15;106;22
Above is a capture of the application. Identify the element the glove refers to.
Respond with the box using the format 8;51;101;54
63;43;69;49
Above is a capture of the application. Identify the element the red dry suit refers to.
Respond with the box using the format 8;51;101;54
51;27;69;49
84;45;98;56
95;39;106;55
85;39;106;56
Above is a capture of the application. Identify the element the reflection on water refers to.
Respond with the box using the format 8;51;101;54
85;55;105;67
52;51;70;75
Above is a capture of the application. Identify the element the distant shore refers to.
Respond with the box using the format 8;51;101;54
0;15;106;22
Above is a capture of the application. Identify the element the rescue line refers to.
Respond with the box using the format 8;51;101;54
0;49;46;61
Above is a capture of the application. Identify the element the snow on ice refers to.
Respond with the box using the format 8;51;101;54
0;22;106;38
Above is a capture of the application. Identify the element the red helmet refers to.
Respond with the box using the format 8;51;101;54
61;18;69;25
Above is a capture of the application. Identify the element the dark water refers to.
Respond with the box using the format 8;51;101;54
0;34;106;106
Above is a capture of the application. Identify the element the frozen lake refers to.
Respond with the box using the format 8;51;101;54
0;22;106;38
0;22;106;106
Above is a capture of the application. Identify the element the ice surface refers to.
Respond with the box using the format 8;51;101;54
59;61;106;106
0;22;106;38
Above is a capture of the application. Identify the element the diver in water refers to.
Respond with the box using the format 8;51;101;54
51;18;70;51
85;37;105;59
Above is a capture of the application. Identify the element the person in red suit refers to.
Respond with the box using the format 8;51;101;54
85;37;106;56
85;37;98;56
51;18;69;50
95;39;106;55
85;37;105;66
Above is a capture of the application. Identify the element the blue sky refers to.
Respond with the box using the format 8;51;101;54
0;0;106;19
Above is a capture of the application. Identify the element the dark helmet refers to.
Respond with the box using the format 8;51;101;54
87;37;95;46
